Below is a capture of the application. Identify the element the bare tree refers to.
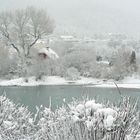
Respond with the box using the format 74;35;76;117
0;7;54;58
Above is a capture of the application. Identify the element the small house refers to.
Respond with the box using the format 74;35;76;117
38;47;59;60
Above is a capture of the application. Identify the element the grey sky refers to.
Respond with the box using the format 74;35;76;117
0;0;140;37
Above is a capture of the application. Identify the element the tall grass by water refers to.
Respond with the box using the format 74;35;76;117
0;96;139;140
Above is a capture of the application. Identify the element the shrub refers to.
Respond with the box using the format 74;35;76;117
0;46;13;77
0;96;139;140
65;67;80;80
110;48;133;80
36;97;140;140
0;96;35;140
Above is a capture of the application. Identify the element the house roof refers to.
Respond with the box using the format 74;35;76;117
38;47;59;60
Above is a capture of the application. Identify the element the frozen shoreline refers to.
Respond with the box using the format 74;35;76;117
0;76;140;89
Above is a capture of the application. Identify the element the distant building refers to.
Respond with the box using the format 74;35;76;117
38;47;59;60
35;40;59;60
97;60;110;66
60;35;79;42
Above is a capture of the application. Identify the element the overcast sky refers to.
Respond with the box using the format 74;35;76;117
0;0;140;37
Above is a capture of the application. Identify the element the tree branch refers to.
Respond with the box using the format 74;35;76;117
11;43;20;55
0;30;20;55
29;35;39;48
26;35;39;56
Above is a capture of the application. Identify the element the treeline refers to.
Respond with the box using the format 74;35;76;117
0;39;139;81
0;7;140;81
47;40;139;81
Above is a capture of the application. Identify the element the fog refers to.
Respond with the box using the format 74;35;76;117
0;0;140;37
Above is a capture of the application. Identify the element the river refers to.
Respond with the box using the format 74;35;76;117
0;85;139;112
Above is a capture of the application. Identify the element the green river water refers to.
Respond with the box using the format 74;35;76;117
0;85;139;113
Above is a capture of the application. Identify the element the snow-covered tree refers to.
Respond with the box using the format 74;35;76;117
110;48;133;80
0;45;11;76
0;7;54;58
0;44;19;78
65;67;80;80
62;45;96;76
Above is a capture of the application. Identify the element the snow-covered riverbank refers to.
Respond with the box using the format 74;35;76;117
0;76;140;88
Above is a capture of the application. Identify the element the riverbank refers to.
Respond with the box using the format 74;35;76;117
0;75;140;88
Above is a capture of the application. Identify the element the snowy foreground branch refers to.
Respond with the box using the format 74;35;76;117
0;96;139;140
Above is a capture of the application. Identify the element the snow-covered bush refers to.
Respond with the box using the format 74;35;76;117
0;96;35;140
62;45;96;76
0;45;20;79
65;67;80;80
110;48;134;80
0;46;12;77
135;53;140;75
31;58;62;80
0;96;139;140
36;97;140;140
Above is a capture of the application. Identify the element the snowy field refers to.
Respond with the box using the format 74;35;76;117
0;76;140;89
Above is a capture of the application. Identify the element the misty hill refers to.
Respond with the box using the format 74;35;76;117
0;0;140;37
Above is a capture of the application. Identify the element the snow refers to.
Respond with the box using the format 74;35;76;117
0;76;100;86
85;120;93;130
72;115;80;122
97;60;110;65
0;95;138;139
35;39;59;60
60;35;74;39
85;100;103;111
93;83;140;89
76;104;85;113
3;121;13;128
121;75;140;84
85;100;95;108
70;100;117;130
92;75;140;89
104;115;115;129
0;75;140;88
0;76;67;86
96;108;117;118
